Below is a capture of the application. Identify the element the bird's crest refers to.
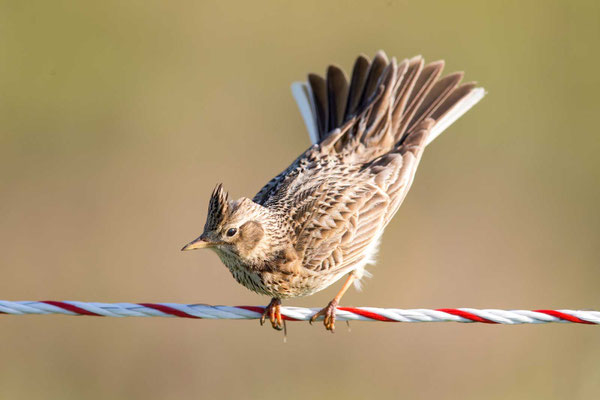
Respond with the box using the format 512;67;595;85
205;183;230;231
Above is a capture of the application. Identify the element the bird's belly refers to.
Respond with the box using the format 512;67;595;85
231;266;326;299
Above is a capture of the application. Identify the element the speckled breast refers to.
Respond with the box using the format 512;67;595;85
215;249;326;299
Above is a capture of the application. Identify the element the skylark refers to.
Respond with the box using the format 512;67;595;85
182;51;484;332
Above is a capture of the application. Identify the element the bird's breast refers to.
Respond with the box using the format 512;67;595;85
215;250;269;295
215;248;327;298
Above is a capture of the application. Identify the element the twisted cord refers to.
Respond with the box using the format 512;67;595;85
0;301;598;324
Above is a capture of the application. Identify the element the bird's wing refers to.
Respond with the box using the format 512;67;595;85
294;120;431;275
295;177;390;274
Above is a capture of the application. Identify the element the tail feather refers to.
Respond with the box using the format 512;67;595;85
395;59;444;142
291;82;319;144
292;51;484;155
358;51;389;113
409;71;463;134
326;65;349;132
307;73;327;139
427;86;485;146
344;54;371;120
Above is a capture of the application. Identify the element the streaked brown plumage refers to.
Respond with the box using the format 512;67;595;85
182;51;484;332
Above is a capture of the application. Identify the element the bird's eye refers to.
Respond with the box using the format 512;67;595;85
226;228;237;237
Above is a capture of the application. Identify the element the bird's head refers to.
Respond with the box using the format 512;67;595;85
181;184;269;261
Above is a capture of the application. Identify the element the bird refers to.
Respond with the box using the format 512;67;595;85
182;51;484;332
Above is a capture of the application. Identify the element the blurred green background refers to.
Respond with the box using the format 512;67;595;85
1;1;599;399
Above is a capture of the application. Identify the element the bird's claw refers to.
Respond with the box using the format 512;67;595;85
260;298;283;330
310;299;338;333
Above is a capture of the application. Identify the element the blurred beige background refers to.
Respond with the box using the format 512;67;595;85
1;1;599;399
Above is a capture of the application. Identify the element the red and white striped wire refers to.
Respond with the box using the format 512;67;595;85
0;301;598;324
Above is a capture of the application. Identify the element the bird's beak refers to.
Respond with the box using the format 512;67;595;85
181;235;213;251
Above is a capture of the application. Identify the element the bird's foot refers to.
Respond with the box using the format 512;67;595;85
310;299;338;333
260;298;283;331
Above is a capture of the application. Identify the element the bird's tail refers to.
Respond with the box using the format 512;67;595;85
292;51;484;157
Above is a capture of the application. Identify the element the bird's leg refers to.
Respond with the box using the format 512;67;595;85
260;297;283;331
310;273;357;332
